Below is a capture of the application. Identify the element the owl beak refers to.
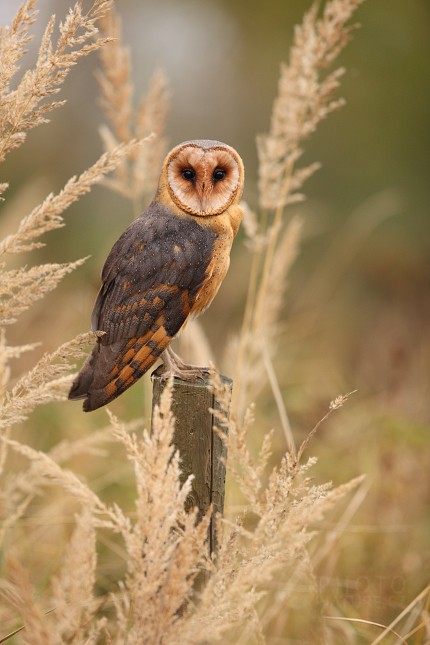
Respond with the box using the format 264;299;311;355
200;196;208;212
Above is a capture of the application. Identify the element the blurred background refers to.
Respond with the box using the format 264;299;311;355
1;0;429;638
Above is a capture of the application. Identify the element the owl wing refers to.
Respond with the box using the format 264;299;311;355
69;202;216;412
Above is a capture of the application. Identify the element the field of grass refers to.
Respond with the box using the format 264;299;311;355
0;0;429;643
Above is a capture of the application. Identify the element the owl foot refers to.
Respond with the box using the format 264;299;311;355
166;346;210;374
152;346;210;382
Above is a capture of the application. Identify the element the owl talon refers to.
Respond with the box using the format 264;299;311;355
155;347;212;383
159;370;204;383
164;346;211;374
151;364;166;378
157;368;209;383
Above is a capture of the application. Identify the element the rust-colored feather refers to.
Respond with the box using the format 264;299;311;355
75;316;173;411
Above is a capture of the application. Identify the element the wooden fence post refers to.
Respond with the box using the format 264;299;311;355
151;374;231;556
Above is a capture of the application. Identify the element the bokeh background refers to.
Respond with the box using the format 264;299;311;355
1;0;430;638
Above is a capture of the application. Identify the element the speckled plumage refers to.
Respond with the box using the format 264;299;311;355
69;140;244;411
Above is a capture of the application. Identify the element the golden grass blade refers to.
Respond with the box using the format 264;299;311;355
233;0;365;419
399;621;427;642
411;590;430;643
233;215;302;417
96;9;133;146
312;476;371;570
262;344;296;453
0;259;88;325
251;150;298;356
0;0;115;162
0;607;57;645
369;583;430;645
0;494;33;548
0;625;26;644
296;390;357;463
97;4;170;214
0;138;148;256
51;508;97;637
231;209;267;412
0;331;103;428
326;616;408;644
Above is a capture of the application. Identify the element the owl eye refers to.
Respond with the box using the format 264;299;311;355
182;168;195;181
213;169;226;182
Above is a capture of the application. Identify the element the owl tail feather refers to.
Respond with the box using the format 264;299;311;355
68;338;161;412
68;340;127;412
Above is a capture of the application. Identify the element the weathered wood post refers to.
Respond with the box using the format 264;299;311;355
151;374;231;556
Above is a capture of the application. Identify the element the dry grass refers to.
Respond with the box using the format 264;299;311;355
96;8;170;217
232;0;366;419
0;1;428;644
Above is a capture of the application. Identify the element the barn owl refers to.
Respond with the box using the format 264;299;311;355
69;139;244;412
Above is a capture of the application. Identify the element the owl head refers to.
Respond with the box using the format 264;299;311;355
160;139;244;217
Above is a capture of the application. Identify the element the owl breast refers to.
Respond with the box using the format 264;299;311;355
187;204;242;320
190;240;230;319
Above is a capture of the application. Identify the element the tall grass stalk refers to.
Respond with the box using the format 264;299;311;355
232;0;364;420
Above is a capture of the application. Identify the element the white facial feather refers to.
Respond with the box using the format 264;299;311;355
167;144;241;216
